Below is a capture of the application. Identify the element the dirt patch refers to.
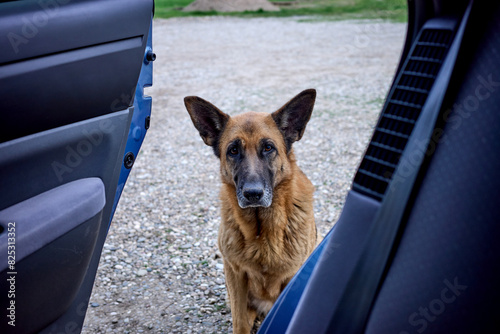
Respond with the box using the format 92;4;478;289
184;0;279;12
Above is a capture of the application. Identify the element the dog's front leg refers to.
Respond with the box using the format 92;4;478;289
224;260;252;334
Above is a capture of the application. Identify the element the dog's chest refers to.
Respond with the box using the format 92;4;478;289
220;226;304;276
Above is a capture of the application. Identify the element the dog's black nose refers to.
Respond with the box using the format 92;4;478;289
243;188;264;203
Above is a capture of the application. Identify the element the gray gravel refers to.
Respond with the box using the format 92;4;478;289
82;16;405;333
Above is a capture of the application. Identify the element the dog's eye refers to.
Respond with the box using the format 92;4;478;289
264;144;273;152
229;147;239;156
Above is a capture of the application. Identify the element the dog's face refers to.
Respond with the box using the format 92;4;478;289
184;89;316;209
218;112;284;208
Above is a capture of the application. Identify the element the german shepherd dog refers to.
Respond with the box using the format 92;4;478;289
184;89;319;334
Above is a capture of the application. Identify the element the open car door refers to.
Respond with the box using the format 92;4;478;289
0;0;154;332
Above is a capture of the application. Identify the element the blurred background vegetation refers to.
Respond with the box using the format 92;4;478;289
154;0;408;22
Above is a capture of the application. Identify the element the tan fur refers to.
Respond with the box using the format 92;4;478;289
184;90;319;334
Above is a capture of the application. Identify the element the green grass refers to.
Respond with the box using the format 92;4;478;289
154;0;193;18
154;0;408;22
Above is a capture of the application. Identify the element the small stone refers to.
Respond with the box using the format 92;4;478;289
137;269;148;277
90;302;99;308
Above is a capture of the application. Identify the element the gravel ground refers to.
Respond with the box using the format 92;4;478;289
82;16;405;334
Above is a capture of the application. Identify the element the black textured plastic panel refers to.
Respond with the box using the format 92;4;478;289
353;28;453;201
366;3;500;331
0;0;152;143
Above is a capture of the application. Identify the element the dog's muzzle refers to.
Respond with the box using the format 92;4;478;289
237;182;272;208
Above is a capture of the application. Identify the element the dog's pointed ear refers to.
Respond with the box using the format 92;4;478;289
271;89;316;151
184;96;230;155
